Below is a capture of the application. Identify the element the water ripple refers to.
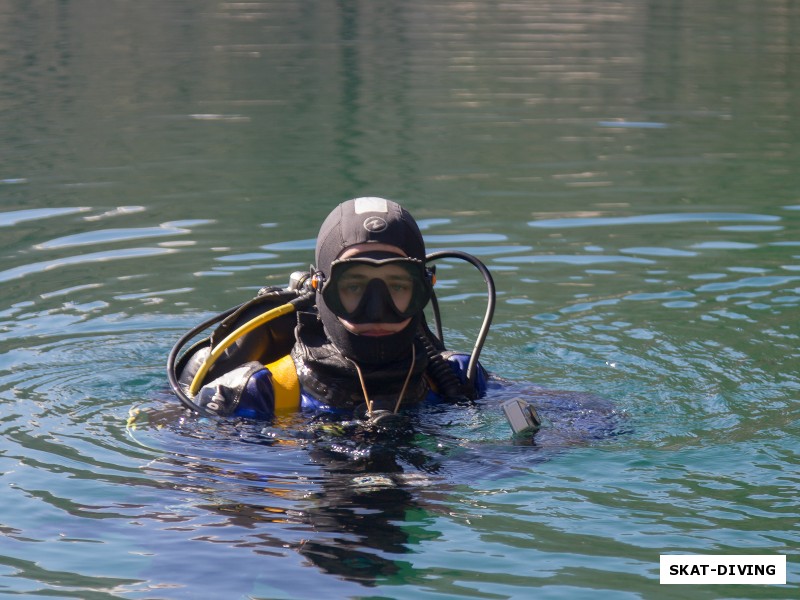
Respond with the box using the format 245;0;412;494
620;247;697;257
695;275;800;293
34;220;214;250
529;212;780;229
0;248;178;284
0;207;91;227
496;254;654;265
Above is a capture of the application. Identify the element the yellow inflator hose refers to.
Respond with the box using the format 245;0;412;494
188;302;296;396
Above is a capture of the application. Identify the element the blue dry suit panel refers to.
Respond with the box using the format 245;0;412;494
232;353;487;420
235;371;278;420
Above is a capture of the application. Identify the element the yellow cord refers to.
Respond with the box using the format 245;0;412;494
188;302;296;396
349;343;416;416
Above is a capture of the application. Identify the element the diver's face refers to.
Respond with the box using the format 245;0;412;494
336;243;413;336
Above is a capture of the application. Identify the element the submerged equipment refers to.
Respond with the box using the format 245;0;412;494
167;250;495;417
501;398;542;435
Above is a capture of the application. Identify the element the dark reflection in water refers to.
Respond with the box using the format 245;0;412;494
199;435;430;584
134;414;439;586
131;381;623;587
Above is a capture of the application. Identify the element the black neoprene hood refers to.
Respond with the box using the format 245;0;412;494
312;197;428;364
315;197;426;273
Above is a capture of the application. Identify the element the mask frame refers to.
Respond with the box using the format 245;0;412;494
320;256;432;323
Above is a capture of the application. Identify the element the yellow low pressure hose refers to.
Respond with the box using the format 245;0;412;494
188;302;296;396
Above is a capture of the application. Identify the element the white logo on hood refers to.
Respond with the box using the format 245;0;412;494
363;216;388;232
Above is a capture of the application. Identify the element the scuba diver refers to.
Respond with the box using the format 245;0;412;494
168;197;495;423
155;198;624;590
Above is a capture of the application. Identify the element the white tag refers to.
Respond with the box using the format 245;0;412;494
354;197;389;214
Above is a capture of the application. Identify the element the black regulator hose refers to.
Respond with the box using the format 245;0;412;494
166;291;316;416
418;333;468;401
428;285;445;343
425;250;496;388
166;303;244;415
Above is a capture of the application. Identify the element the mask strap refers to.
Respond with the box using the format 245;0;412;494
348;343;416;416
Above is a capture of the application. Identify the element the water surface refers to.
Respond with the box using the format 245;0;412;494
1;1;798;598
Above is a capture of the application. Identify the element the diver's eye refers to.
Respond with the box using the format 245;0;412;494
339;281;366;296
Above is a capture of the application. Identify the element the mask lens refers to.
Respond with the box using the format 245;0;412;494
322;257;429;322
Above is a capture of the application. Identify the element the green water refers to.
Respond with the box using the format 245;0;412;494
1;1;798;598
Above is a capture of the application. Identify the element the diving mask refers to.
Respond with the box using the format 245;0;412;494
320;254;432;324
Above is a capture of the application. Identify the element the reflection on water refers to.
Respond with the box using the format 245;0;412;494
1;0;799;597
125;382;622;590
